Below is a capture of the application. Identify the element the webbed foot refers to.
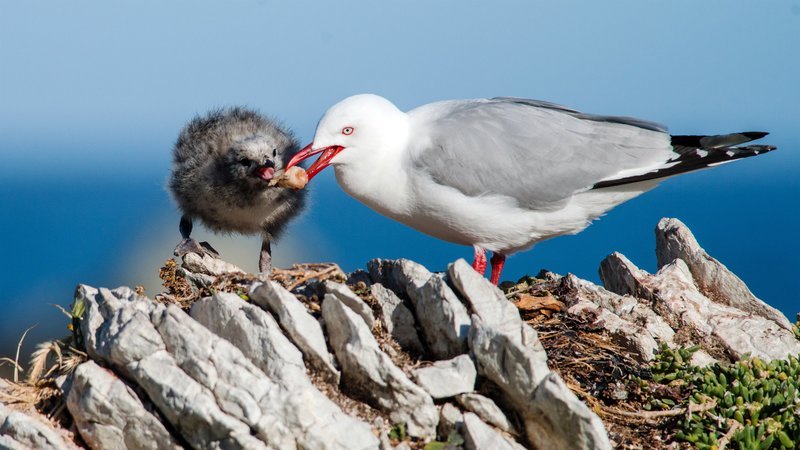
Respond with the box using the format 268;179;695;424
174;238;220;258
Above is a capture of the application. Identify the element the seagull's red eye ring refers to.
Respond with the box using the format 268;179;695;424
342;126;354;135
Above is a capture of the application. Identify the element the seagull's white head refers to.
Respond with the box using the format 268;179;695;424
287;94;409;180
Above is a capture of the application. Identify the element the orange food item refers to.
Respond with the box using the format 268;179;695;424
275;166;308;190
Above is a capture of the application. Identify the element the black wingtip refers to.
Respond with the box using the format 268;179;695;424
741;131;769;140
592;143;776;190
671;131;771;149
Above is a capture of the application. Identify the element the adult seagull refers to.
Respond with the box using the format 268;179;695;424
288;94;774;284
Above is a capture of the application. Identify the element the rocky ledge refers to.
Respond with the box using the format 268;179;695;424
0;218;797;450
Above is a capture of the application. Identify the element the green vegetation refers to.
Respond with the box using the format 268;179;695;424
67;294;86;349
388;423;407;441
648;344;800;449
423;432;465;450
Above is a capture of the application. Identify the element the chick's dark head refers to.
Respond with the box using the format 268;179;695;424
222;134;278;184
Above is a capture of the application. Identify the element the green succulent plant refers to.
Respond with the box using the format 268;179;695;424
649;344;800;449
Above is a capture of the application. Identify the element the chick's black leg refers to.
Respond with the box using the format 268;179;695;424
179;215;193;239
259;239;272;274
174;215;220;257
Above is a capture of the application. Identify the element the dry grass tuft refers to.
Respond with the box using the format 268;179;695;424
0;293;89;437
1;337;85;429
27;340;87;384
156;258;261;309
504;274;693;449
155;258;198;308
271;263;346;291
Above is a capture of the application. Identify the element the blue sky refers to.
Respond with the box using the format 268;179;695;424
1;1;798;363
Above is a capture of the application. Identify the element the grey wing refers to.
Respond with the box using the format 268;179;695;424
493;97;668;133
410;98;674;210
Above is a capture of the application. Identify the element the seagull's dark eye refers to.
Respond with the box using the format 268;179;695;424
342;126;354;136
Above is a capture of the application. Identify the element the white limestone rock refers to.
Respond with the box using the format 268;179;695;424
0;402;72;450
564;271;717;366
181;252;244;276
367;258;432;297
470;315;610;450
368;258;470;359
191;292;376;450
191;293;306;380
413;274;471;359
448;258;609;449
456;393;515;435
412;355;476;399
76;284;378;450
562;273;676;344
462;412;526;450
66;361;182;450
567;298;660;362
656;217;792;330
448;259;523;337
321;293;438;439
371;283;425;355
525;373;612;450
249;280;340;383
325;281;376;328
600;253;800;361
438;402;465;439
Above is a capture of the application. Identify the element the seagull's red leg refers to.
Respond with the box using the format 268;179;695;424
489;252;506;285
472;245;487;275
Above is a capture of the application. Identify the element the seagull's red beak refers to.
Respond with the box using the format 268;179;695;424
286;143;345;180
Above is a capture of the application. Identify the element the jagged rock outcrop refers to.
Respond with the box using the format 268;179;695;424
0;401;76;450
412;355;476;399
560;274;718;366
462;412;526;450
437;402;464;438
324;281;376;329
181;253;244;278
321;292;438;439
596;218;799;362
66;361;183;450
3;217;794;450
449;259;611;450
655;218;792;330
249;281;340;383
76;285;378;450
368;259;471;359
456;393;516;435
370;283;425;354
601;253;800;361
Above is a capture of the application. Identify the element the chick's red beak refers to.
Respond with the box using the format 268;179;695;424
286;143;344;180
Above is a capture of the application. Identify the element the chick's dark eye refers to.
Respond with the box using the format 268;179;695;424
272;149;277;157
342;126;354;135
238;158;250;166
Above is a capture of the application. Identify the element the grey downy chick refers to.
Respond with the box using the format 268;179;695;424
169;107;307;273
